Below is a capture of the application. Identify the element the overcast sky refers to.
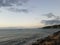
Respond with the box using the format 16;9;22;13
0;0;60;28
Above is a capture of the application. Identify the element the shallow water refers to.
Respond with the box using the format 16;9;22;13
0;28;60;45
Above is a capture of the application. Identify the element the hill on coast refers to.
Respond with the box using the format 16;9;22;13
42;25;60;29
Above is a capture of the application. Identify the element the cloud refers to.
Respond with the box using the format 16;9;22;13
8;8;28;13
0;0;29;13
43;13;56;18
42;19;60;25
41;13;60;26
0;0;28;7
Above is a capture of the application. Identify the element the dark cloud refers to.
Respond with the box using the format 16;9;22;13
0;0;29;13
0;0;28;7
8;8;28;13
41;13;60;26
43;13;56;18
42;19;60;25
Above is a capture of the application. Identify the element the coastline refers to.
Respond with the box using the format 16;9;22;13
0;29;59;45
31;31;60;45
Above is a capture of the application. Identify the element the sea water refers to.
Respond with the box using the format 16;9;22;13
0;28;59;45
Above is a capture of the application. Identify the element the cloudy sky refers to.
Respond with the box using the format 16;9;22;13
0;0;60;28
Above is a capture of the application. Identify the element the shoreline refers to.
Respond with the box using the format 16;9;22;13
0;29;59;45
31;31;60;45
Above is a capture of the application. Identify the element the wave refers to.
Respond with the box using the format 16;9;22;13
0;33;41;45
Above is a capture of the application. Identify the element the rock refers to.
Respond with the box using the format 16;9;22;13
31;31;60;45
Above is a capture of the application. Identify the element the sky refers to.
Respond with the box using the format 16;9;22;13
0;0;60;28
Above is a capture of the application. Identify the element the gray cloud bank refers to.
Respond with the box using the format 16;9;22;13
41;13;60;26
0;0;28;13
0;0;28;7
8;8;28;13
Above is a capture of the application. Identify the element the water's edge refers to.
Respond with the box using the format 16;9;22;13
0;29;59;45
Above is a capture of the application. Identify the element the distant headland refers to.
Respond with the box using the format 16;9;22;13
42;25;60;29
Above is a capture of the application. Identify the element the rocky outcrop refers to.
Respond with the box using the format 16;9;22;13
32;31;60;45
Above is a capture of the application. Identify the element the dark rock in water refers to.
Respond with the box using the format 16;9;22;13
31;31;60;45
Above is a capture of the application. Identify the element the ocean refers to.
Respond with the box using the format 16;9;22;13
0;28;59;45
